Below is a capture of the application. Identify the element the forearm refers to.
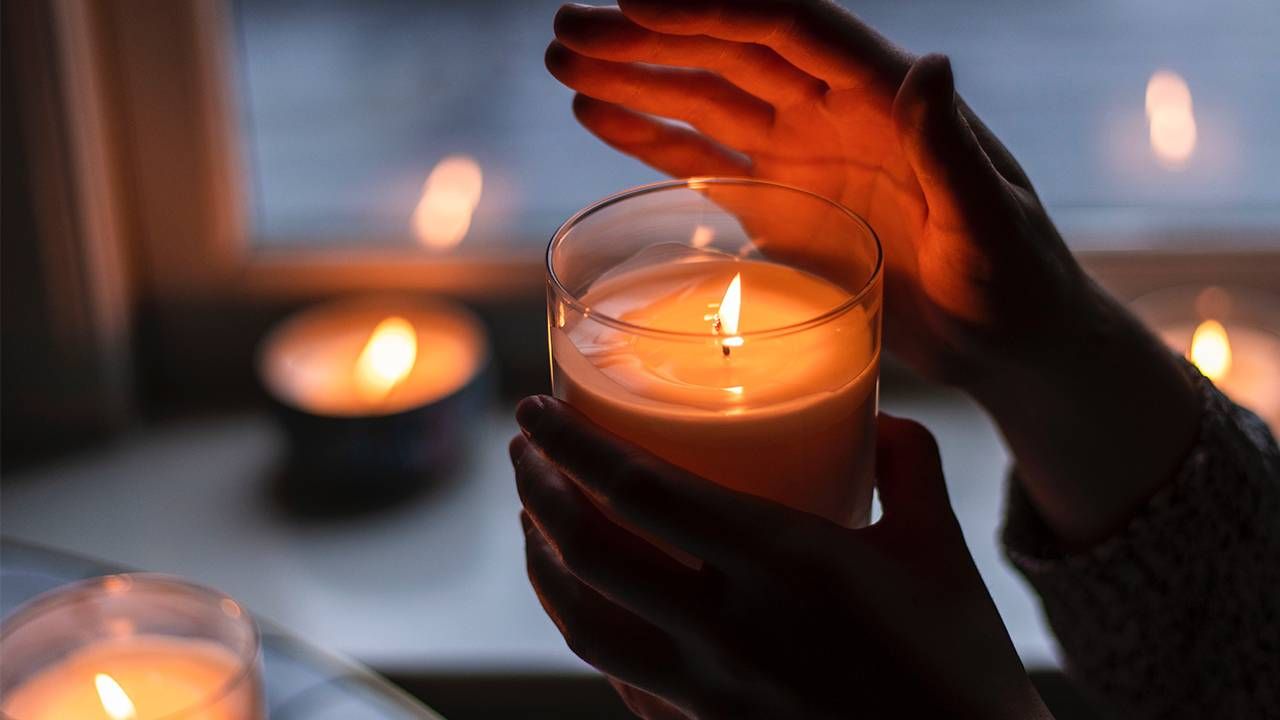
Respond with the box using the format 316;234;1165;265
967;282;1201;548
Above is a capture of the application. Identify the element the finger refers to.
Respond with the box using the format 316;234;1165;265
555;4;826;107
891;54;1013;237
573;95;752;179
516;395;794;566
546;40;774;150
511;434;709;631
523;515;690;703
617;0;911;93
874;413;954;524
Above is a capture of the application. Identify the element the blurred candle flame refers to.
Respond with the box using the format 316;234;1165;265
95;674;136;720
413;155;483;248
1145;70;1196;168
354;317;418;401
1189;319;1232;381
689;225;715;249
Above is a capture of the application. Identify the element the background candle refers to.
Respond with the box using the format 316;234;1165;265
1132;285;1280;434
547;179;883;527
257;296;490;507
0;575;263;720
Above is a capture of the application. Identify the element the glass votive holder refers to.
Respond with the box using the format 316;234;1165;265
1;574;265;720
1131;284;1280;433
547;178;883;527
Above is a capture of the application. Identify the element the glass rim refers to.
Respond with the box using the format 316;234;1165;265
546;177;884;340
0;573;262;720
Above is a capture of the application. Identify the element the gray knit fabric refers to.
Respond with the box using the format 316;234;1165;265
1003;364;1280;719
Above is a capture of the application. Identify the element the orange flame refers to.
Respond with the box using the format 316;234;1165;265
1189;319;1231;381
95;674;137;720
413;155;483;248
353;317;418;401
1146;70;1196;168
717;273;744;350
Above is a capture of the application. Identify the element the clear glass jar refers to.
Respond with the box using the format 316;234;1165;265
547;178;883;526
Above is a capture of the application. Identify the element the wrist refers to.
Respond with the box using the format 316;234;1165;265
965;281;1202;546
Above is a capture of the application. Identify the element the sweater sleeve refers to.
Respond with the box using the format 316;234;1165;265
1002;363;1280;719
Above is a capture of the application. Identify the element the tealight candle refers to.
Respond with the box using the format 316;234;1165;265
0;575;263;720
1133;285;1280;433
257;296;490;502
547;179;883;528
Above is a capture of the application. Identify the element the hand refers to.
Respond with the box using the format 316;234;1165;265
547;0;1085;387
511;396;1051;719
547;0;1202;546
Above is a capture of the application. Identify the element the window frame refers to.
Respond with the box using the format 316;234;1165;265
53;0;1280;403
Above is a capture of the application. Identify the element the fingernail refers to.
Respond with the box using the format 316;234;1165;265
516;396;548;437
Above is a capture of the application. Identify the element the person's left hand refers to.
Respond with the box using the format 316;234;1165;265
510;396;1050;719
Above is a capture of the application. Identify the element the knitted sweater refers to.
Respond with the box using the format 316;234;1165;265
1003;365;1280;719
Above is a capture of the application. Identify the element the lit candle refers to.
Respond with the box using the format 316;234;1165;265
1134;285;1280;434
552;259;879;525
1160;318;1280;433
259;298;488;418
257;297;490;502
0;575;263;720
548;179;883;528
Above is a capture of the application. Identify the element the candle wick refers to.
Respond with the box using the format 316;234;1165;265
723;345;731;358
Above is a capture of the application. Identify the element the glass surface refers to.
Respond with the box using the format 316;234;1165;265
232;0;1279;252
548;179;882;526
0;540;442;720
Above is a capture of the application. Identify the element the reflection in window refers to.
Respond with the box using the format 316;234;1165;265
234;0;1280;251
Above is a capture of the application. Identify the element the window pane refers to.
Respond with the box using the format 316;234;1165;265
233;0;1280;251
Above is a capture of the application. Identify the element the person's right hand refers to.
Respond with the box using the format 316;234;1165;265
547;0;1202;547
547;0;1086;388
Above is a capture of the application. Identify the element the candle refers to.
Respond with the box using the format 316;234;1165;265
1133;285;1280;434
257;296;490;504
1158;319;1280;433
548;179;883;527
2;637;248;719
259;297;488;418
0;575;263;720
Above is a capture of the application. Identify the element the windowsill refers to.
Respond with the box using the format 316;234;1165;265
0;385;1062;676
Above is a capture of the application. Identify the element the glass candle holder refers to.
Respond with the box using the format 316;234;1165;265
1;574;265;720
547;178;883;527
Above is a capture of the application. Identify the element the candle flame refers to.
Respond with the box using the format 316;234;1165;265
413;155;483;248
1145;70;1196;168
1189;319;1231;381
354;317;418;401
95;674;137;720
719;273;742;337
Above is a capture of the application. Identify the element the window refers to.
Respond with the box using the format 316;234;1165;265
227;0;1280;258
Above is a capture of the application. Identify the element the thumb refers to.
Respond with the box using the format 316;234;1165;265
892;54;1010;234
875;413;955;525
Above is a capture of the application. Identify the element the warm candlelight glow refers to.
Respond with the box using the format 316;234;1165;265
354;317;418;401
716;273;744;352
1189;319;1232;380
689;225;715;249
94;674;137;720
1145;70;1196;168
412;155;483;248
